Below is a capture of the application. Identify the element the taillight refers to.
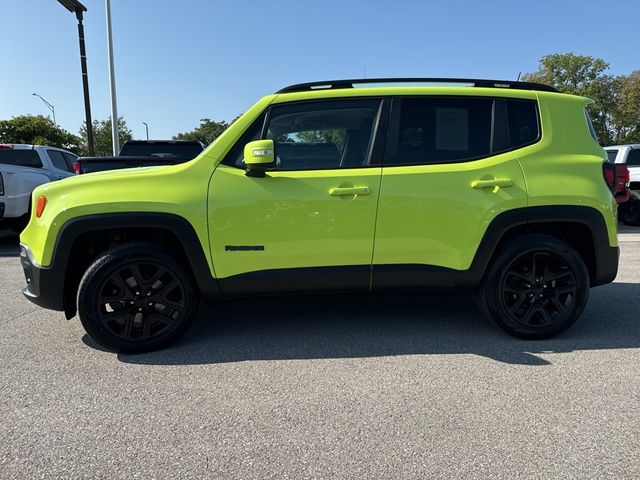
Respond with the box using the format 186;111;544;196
35;195;47;218
615;164;630;190
73;162;80;174
0;144;14;150
602;163;617;194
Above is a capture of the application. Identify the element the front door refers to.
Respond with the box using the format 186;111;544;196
209;98;386;295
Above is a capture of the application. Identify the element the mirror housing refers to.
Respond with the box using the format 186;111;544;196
244;139;276;177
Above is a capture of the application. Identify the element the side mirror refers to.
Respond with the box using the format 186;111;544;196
244;139;276;177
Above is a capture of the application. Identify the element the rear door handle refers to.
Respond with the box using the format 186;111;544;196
470;178;512;189
329;186;371;196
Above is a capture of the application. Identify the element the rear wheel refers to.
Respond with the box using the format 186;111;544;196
77;243;198;353
619;190;640;226
478;235;589;339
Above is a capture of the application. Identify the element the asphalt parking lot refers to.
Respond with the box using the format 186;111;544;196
1;229;639;479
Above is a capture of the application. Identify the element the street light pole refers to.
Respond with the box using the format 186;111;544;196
57;0;95;155
105;0;120;156
142;122;149;140
32;93;56;126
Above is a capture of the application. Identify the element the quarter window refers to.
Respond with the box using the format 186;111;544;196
606;150;618;163
507;99;539;149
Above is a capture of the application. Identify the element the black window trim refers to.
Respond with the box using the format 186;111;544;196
383;95;541;168
221;96;391;172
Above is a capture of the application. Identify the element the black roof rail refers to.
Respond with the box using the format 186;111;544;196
276;78;558;94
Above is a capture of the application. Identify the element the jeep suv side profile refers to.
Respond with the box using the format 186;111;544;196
19;78;619;352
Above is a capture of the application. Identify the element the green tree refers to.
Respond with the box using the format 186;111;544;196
78;117;133;156
173;118;232;145
522;53;617;144
0;115;81;152
611;71;640;144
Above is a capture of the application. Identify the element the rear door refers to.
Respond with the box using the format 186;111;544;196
372;95;530;288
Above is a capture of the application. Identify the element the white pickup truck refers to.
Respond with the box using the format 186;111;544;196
0;144;77;236
605;144;640;226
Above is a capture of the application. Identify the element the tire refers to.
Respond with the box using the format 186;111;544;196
477;234;589;340
77;243;199;353
619;190;640;226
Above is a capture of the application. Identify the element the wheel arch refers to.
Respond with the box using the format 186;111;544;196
473;205;616;288
55;213;220;319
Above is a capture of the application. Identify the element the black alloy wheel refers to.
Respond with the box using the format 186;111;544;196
478;234;589;339
78;243;198;353
500;251;577;328
96;261;186;341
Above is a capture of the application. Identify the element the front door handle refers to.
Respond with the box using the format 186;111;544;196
329;186;371;196
470;178;513;189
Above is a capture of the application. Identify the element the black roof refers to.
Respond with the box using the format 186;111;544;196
276;78;558;94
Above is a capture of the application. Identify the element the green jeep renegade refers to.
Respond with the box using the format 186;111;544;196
19;78;619;352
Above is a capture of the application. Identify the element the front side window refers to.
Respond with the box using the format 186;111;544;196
267;100;381;170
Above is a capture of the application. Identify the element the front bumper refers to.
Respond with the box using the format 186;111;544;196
20;244;65;311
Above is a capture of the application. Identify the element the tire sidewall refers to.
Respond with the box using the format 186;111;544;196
78;245;198;353
619;191;640;226
483;235;590;339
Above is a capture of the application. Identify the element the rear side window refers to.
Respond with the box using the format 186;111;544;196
47;150;69;171
627;149;640;166
606;150;618;163
0;149;42;168
393;97;494;165
507;99;540;149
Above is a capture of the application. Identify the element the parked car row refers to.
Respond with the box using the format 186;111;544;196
0;144;76;235
605;144;640;225
0;140;206;236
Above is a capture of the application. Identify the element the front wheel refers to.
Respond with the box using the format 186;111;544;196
478;235;589;339
77;243;199;353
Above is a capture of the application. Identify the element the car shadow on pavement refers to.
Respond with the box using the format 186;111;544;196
112;281;640;367
0;236;19;257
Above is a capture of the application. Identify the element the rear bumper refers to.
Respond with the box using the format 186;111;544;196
593;244;619;287
20;244;65;311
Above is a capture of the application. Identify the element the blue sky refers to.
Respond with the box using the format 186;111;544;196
1;0;638;140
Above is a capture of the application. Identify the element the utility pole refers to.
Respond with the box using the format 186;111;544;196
57;0;95;155
105;0;120;156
